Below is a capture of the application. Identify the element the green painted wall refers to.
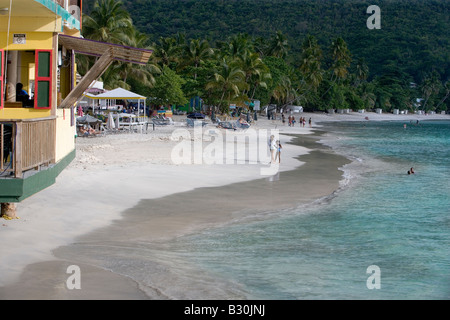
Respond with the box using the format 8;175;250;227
0;149;75;203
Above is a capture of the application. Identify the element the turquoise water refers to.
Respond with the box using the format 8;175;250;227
170;120;450;299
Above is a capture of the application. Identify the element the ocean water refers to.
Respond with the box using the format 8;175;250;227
167;120;450;299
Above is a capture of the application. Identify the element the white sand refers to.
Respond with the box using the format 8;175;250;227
0;111;448;289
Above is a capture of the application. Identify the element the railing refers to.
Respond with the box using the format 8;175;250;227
0;122;14;176
0;118;56;178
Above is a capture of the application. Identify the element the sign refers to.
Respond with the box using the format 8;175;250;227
13;34;26;44
253;100;260;111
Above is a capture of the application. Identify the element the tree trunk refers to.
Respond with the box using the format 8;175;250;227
1;203;17;219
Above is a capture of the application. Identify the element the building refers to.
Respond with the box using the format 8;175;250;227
0;0;152;216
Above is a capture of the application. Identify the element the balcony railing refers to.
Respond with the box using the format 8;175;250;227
1;118;56;178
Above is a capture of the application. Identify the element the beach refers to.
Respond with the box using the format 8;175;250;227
0;111;448;299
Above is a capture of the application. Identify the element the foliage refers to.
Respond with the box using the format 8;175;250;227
80;0;449;113
149;66;188;106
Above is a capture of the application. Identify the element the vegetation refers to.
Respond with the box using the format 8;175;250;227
79;0;450;113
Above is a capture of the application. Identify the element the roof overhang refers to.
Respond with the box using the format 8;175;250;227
58;34;153;65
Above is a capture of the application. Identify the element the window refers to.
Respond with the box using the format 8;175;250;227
34;50;52;109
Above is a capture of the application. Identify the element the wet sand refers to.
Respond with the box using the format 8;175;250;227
0;131;350;300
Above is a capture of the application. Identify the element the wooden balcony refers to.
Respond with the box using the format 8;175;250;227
1;117;56;178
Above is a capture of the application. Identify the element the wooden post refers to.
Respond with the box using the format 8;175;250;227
14;122;22;178
0;123;3;171
59;49;114;109
1;203;17;219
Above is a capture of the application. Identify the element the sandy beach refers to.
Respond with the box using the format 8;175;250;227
0;111;448;299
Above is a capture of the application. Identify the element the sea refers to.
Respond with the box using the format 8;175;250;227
165;120;450;300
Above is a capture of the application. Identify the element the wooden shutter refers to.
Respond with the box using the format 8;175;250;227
34;50;52;109
0;49;4;109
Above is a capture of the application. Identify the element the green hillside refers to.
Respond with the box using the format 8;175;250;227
83;0;450;82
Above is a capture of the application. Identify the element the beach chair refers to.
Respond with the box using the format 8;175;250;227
152;118;170;126
186;118;207;127
216;120;236;130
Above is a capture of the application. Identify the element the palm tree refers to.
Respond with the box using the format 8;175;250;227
330;37;351;82
205;58;247;113
272;75;297;107
179;39;214;79
355;58;369;82
82;0;133;43
153;35;183;67
299;35;323;90
114;29;160;88
435;80;450;111
420;71;441;111
267;31;289;59
237;52;268;95
217;33;253;60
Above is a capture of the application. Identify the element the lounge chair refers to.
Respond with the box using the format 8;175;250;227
186;118;207;127
152;118;170;126
216;120;236;130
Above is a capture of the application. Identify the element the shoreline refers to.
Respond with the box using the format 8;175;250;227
0;112;448;299
0;130;350;299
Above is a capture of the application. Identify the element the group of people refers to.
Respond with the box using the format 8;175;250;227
78;125;99;136
282;114;311;128
407;167;415;175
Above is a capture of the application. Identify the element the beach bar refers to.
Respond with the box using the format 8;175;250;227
0;0;152;218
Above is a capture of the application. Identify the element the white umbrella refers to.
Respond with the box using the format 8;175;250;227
106;114;115;130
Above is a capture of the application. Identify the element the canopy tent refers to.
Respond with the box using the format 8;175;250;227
83;88;147;116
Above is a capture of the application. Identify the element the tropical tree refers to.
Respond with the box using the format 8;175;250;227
299;35;323;88
329;36;352;82
266;31;289;59
420;71;442;111
205;58;247;113
82;0;133;43
435;80;450;112
79;0;159;91
149;66;188;107
153;36;182;68
178;39;214;79
112;29;160;89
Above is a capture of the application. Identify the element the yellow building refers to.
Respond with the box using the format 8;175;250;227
0;0;151;209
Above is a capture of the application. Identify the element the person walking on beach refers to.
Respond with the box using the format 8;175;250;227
274;140;282;163
282;114;286;125
309;117;312;127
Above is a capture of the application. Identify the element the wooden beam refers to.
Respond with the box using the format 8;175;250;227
14;122;22;178
59;49;114;109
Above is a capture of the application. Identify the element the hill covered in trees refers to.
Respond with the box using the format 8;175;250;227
80;0;449;113
84;0;450;83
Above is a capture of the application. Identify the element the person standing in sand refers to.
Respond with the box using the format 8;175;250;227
274;140;282;163
269;135;277;163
